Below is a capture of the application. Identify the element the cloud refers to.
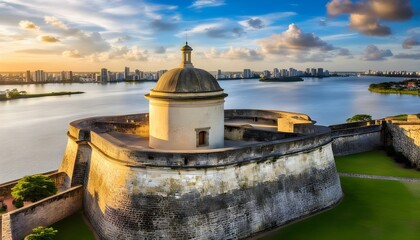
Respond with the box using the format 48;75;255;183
151;19;177;31
188;22;245;39
204;47;263;61
361;44;393;60
123;46;148;61
68;31;110;55
15;48;60;55
190;0;225;9
337;48;352;57
38;35;60;43
326;0;414;36
349;13;390;36
402;36;420;49
246;18;264;29
62;49;82;58
154;46;166;54
44;16;68;29
257;24;349;62
393;53;420;60
19;20;39;30
259;24;334;53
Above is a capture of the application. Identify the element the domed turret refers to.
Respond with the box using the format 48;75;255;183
149;42;226;100
145;43;227;150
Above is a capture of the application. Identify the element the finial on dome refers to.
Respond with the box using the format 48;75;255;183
180;42;194;68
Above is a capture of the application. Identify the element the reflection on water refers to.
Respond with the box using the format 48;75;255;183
0;76;418;182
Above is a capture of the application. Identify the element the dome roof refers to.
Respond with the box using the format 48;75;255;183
152;67;223;93
146;42;227;100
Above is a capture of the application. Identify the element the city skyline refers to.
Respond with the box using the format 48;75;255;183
0;0;419;72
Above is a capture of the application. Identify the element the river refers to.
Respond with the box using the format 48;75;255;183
0;76;418;182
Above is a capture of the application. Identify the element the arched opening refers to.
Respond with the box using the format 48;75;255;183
198;131;206;146
195;127;210;147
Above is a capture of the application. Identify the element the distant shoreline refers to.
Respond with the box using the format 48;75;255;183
0;91;84;101
259;77;304;82
368;79;420;96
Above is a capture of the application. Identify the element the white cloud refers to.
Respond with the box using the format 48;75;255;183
123;46;148;61
19;20;39;30
204;47;263;61
44;16;68;30
190;0;225;9
62;49;81;58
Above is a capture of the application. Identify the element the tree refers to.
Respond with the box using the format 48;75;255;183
11;175;57;205
24;226;57;240
346;114;372;123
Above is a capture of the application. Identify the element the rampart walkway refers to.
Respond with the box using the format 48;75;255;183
339;173;420;183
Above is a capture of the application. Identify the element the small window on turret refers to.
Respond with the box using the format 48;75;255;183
195;127;210;147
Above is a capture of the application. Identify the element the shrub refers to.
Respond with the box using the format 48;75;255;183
13;199;23;208
24;226;57;240
11;174;57;203
346;114;372;123
0;202;7;212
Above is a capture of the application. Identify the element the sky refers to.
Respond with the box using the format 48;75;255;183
0;0;419;72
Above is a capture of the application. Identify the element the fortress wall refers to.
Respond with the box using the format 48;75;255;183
59;137;92;188
2;186;83;240
224;125;298;141
387;123;420;167
83;141;342;239
330;125;383;156
88;129;331;167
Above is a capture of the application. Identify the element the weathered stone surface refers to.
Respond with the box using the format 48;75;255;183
57;110;343;239
2;186;83;240
330;124;383;156
81;140;341;239
387;122;420;167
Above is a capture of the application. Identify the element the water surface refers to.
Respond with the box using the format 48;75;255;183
0;76;418;182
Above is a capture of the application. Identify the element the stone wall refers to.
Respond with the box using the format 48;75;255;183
59;110;342;239
83;142;342;239
386;122;420;167
224;125;298;141
330;123;383;156
2;186;83;240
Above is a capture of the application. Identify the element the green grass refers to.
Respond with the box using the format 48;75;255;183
368;88;419;95
335;150;420;178
261;177;420;240
387;114;408;121
50;212;95;240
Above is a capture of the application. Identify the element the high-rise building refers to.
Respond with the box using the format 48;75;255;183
34;70;45;82
317;68;323;77
273;68;279;78
134;69;143;80
100;68;108;82
263;70;271;78
117;72;124;81
281;69;287;77
124;67;130;80
69;71;73;81
243;69;252;78
311;68;317;77
25;70;31;82
289;68;297;77
217;69;222;79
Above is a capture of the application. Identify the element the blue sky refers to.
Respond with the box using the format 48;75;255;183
0;0;419;71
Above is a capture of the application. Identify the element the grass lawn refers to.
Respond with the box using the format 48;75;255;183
50;212;95;240
261;177;420;240
335;150;420;178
